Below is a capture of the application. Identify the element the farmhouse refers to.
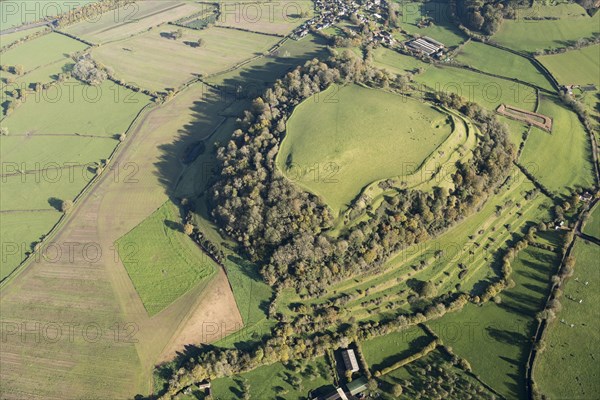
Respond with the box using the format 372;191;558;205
342;349;360;372
406;36;445;57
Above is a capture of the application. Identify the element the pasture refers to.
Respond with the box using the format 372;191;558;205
0;165;94;211
116;201;218;316
2;79;149;135
455;41;554;91
65;1;204;44
0;32;87;72
361;325;431;371
215;0;314;36
493;9;599;53
0;26;48;47
0;134;116;167
277;84;455;214
430;243;559;398
534;239;600;399
92;26;279;91
371;47;429;74
583;203;600;239
520;96;595;196
211;357;333;400
395;1;467;47
0;211;60;280
413;65;538;111
537;44;600;86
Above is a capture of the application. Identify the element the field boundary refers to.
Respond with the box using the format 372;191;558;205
0;101;154;288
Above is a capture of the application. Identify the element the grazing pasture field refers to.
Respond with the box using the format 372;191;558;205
430;244;559;399
276;84;455;214
0;165;95;211
116;201;218;316
455;41;554;91
371;47;429;74
0;33;87;72
0;135;115;167
211;357;333;400
215;0;314;35
535;239;600;399
520;96;595;196
65;1;203;44
92;26;279;91
537;44;600;86
493;10;599;53
395;1;467;47
0;26;48;47
583;203;600;239
0;211;60;280
361;325;431;371
414;66;538;111
2;79;149;135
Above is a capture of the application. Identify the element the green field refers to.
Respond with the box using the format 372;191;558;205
0;0;99;28
430;244;559;398
455;41;554;91
395;1;467;47
535;239;600;399
116;201;218;316
538;44;600;86
0;26;48;47
520;96;595;196
0;211;61;280
92;26;279;92
361;325;431;371
493;7;599;53
0;165;94;211
583;202;600;239
1;33;87;72
371;47;429;75
0;135;116;166
211;357;333;400
414;65;538;111
277;84;455;214
2;79;149;135
65;1;203;44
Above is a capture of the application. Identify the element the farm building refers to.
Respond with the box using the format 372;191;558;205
346;376;368;396
342;349;360;372
406;36;444;57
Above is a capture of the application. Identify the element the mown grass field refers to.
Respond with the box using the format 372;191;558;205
1;32;87;72
455;41;554;91
215;0;314;35
413;65;538;111
65;1;203;44
430;242;559;399
116;201;218;316
537;44;600;86
534;238;600;399
493;5;599;53
92;26;279;91
211;357;333;400
395;0;467;47
277;84;455;214
2;79;149;135
0;211;60;280
520;96;595;196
